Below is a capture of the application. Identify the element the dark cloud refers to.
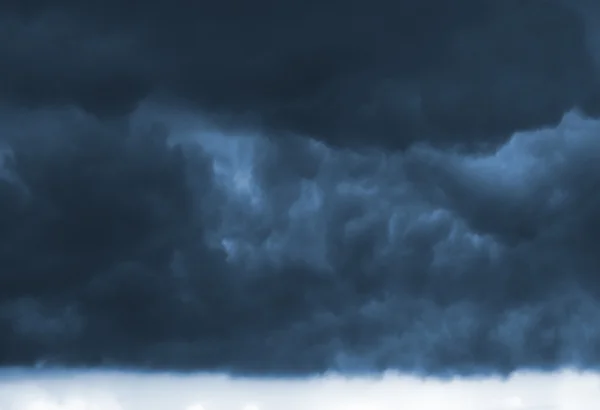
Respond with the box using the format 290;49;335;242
2;0;600;150
0;104;600;376
3;0;600;377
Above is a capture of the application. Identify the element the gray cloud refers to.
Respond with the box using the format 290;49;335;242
1;102;600;375
3;0;600;377
2;0;600;150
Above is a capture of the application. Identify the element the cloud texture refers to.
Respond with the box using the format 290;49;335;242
2;0;600;149
1;0;600;376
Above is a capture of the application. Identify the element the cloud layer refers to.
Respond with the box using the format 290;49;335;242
2;0;600;376
1;102;600;374
2;0;600;150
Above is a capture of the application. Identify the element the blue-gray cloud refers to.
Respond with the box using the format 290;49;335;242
3;0;600;376
1;103;600;375
1;0;599;150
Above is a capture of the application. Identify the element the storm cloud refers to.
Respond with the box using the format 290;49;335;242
2;0;600;377
2;0;600;149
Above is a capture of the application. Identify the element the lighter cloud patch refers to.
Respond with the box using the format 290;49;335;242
158;108;501;274
132;105;597;282
456;110;600;195
198;130;265;210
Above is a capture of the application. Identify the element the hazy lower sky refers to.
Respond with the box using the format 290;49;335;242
2;370;600;410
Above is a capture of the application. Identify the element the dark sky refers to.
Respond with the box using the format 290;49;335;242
1;0;600;376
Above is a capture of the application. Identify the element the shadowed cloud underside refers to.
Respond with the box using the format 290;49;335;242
1;0;600;376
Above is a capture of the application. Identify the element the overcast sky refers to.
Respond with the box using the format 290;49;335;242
2;0;600;407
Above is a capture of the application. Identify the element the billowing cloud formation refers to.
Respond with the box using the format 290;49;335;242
1;100;600;375
3;0;600;376
2;0;600;150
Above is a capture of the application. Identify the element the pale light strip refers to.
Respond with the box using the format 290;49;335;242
0;369;599;410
